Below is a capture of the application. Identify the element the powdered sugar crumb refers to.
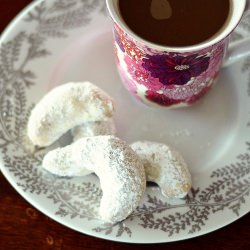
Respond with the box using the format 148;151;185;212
171;128;192;137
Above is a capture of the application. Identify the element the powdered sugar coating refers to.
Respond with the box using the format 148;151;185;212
131;141;192;198
42;143;93;177
71;118;116;142
43;136;146;223
27;82;114;147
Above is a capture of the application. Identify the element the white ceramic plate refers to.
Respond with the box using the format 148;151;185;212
0;0;250;243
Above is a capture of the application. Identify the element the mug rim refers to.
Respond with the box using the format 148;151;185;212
106;0;247;52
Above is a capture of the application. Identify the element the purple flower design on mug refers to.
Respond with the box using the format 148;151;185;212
145;90;180;106
145;84;212;106
142;54;210;86
124;55;163;91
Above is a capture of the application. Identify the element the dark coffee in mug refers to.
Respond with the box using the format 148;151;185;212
119;0;230;46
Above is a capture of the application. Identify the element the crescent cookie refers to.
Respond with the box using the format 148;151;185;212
131;141;192;199
42;136;146;223
27;82;114;147
71;118;116;142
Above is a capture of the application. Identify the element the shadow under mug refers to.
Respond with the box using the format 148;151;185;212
106;0;250;108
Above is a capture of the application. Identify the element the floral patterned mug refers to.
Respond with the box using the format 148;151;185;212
106;0;250;108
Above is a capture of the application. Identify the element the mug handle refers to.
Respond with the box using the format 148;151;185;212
223;1;250;67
